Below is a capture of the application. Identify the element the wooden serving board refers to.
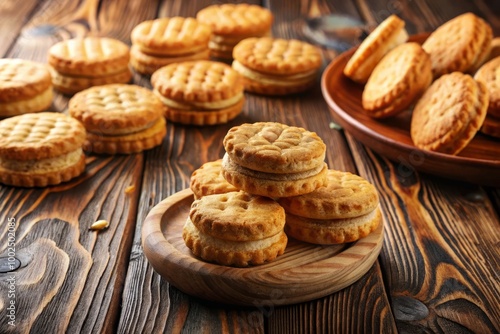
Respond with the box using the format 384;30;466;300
321;33;500;186
141;188;384;306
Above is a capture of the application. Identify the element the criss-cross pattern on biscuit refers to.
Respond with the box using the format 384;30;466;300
54;37;128;61
197;4;272;34
81;85;161;113
0;60;49;88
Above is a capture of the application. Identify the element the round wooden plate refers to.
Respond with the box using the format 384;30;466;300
321;33;500;186
142;188;384;306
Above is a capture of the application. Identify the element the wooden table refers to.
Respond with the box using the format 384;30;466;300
0;0;499;333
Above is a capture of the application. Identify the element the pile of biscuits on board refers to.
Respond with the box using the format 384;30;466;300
343;13;500;155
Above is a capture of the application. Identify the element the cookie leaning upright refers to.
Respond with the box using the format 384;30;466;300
221;122;328;198
343;15;408;84
422;12;493;78
410;72;489;155
196;3;273;60
151;60;245;125
232;37;323;95
277;170;382;244
183;191;287;267
48;37;132;94
0;112;86;187
69;84;166;154
474;56;500;138
130;17;212;75
362;42;432;118
0;59;53;118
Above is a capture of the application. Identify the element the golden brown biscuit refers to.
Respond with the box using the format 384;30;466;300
410;72;489;155
69;84;166;154
474;56;500;118
232;37;322;95
131;17;211;56
48;37;132;94
344;15;408;84
223;122;326;174
0;59;53;117
284;206;382;245
196;4;273;59
151;60;245;125
278;169;379;220
362;42;432;118
183;191;287;267
0;112;86;187
190;159;239;199
422;13;493;78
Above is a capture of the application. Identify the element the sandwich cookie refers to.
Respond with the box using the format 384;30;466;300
48;37;132;94
278;169;381;244
69;84;166;154
221;122;328;198
474;56;500;119
130;17;212;75
232;37;323;95
343;14;408;84
362;42;432;118
0;112;86;187
183;191;288;267
196;4;273;60
190;159;239;199
410;72;489;155
0;59;53;118
422;12;493;78
151;60;245;125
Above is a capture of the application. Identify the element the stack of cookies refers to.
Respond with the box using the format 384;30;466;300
0;112;86;187
196;3;273;60
151;60;245;125
68;84;166;154
48;37;132;95
232;37;323;95
130;17;212;75
183;121;382;267
0;59;53;118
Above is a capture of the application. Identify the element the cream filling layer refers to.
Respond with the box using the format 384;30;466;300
0;87;53;116
232;61;318;86
184;218;283;251
154;89;244;110
0;149;83;173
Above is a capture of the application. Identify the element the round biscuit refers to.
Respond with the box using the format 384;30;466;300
48;37;130;77
223;122;326;174
190;159;239;199
410;72;489;155
422;13;491;77
131;17;212;56
0;112;86;161
151;60;244;103
480;114;500;138
474;56;500;118
196;4;273;37
233;37;322;75
0;87;53;117
284;207;382;245
362;42;432;118
278;169;379;220
189;191;285;241
69;84;165;135
0;59;52;102
183;218;287;267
